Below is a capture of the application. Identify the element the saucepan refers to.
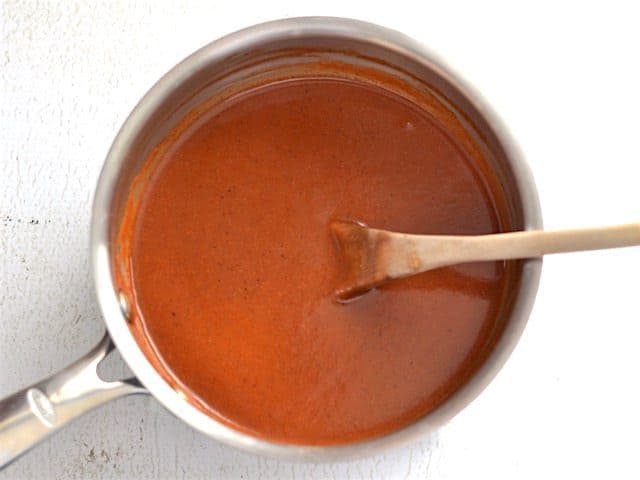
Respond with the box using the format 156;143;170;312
0;17;542;468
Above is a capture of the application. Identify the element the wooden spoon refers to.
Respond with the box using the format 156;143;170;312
331;219;640;301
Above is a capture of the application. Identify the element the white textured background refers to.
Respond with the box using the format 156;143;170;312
2;1;640;479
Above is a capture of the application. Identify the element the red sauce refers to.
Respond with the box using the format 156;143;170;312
117;73;515;444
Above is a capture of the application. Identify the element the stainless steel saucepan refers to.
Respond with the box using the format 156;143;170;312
0;17;542;468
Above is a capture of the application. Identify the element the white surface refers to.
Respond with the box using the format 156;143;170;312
1;1;639;478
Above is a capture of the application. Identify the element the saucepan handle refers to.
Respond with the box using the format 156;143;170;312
0;334;147;469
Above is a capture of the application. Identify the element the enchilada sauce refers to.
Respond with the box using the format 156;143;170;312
120;77;513;444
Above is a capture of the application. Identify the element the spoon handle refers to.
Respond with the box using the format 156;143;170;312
417;223;640;267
